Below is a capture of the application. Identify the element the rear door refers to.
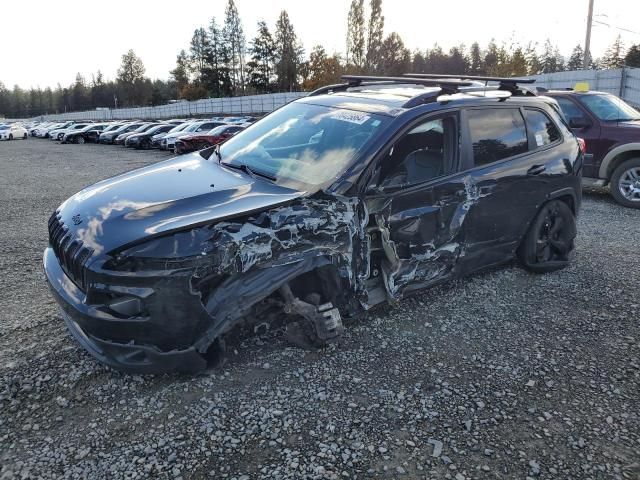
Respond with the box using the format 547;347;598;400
459;105;564;272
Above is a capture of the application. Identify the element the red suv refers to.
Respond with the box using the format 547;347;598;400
546;89;640;208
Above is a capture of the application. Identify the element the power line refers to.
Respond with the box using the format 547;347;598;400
593;20;640;36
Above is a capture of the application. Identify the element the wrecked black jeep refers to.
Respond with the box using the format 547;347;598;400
44;75;583;373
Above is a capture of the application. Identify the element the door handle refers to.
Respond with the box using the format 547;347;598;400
527;164;546;176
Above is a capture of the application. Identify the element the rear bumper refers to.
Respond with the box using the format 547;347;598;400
43;247;207;374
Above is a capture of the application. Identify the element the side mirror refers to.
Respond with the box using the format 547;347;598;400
569;117;591;129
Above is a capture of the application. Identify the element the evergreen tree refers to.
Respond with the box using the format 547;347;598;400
484;40;499;75
116;49;147;106
274;10;303;91
365;0;384;72
170;50;191;98
602;35;625;69
223;0;246;94
447;45;469;74
509;46;528;76
189;28;210;83
247;21;277;93
626;44;640;68
567;44;584;70
469;42;483;75
540;39;559;73
208;17;232;97
412;51;427;73
346;0;366;70
525;42;542;75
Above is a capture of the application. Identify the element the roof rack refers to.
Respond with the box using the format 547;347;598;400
403;73;535;95
308;75;474;98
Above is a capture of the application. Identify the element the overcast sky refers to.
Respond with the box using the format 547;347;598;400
3;0;639;89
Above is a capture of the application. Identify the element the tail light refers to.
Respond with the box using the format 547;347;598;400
577;137;586;154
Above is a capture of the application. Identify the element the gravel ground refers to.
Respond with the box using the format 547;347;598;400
0;138;639;480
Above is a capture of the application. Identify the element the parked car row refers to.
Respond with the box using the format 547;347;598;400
22;115;257;153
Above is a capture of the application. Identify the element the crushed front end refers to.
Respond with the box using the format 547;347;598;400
44;193;367;374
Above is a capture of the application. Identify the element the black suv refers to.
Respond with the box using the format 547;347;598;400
44;75;583;373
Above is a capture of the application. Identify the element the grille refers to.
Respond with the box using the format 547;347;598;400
48;212;94;291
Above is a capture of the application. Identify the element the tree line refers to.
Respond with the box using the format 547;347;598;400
2;0;640;118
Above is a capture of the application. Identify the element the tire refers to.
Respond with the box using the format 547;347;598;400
75;136;85;144
8;134;13;140
517;200;576;273
610;158;640;209
23;133;27;139
175;144;184;155
140;139;150;150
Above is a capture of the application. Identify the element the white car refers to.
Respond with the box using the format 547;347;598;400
0;124;28;140
50;123;91;141
36;122;69;138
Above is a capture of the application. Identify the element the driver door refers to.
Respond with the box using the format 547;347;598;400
366;112;469;299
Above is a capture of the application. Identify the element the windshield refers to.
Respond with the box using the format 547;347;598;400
208;126;228;135
133;124;152;133
579;94;640;121
145;125;166;134
168;122;193;133
183;122;205;133
219;102;388;188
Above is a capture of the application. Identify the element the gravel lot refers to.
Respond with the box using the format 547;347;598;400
0;138;639;480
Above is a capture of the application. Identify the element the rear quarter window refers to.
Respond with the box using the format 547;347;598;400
467;108;528;166
524;109;561;147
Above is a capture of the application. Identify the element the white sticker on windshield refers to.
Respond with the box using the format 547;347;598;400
331;110;370;125
535;133;544;146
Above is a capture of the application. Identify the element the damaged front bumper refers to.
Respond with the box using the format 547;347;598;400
43;247;208;373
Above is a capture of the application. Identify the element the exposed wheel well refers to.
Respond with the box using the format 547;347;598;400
606;151;640;180
554;194;576;215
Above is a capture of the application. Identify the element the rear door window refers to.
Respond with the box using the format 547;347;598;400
467;109;528;166
524;109;561;147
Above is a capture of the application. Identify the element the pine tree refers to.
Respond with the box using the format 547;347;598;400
346;0;366;70
540;39;558;73
626;44;640;68
208;17;232;97
469;42;483;75
170;50;191;98
484;40;499;75
509;46;528;76
275;10;303;91
223;0;246;94
189;28;210;84
117;50;146;106
566;45;584;70
247;21;277;93
602;35;625;69
447;46;469;75
365;0;384;72
412;51;427;73
525;42;542;75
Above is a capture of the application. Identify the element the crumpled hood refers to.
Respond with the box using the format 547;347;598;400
54;152;304;257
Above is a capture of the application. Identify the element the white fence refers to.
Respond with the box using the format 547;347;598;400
528;67;640;107
28;68;640;122
36;92;307;121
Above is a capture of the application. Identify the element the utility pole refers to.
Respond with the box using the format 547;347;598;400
583;0;595;69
